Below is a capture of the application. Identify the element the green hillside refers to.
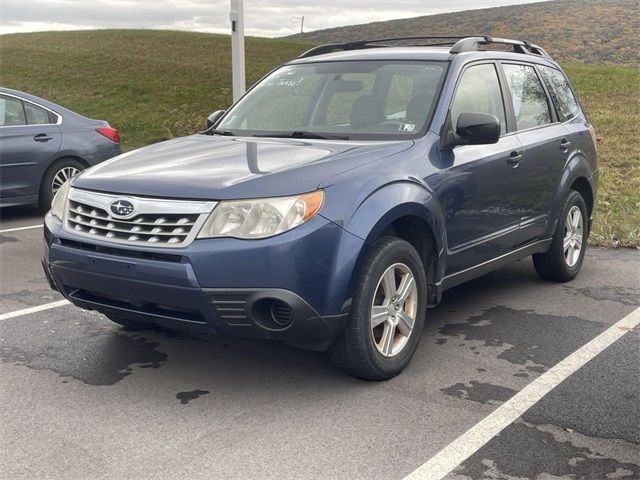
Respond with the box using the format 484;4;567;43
0;30;637;247
289;0;639;66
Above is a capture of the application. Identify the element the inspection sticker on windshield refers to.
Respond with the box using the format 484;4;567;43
399;123;416;132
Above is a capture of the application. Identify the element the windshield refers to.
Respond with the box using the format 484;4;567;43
216;60;446;140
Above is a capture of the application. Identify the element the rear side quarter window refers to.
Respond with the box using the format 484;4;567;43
539;66;581;122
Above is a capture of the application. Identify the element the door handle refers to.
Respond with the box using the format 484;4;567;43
507;151;523;166
559;139;572;150
34;133;53;142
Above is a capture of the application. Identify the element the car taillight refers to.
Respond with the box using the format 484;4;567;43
96;127;120;144
587;124;597;153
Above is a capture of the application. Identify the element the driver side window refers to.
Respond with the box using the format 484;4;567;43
451;64;506;135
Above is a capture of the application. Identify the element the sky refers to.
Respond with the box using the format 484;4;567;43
0;0;548;37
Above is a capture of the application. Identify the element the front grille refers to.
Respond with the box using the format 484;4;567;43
68;199;198;245
58;238;184;263
63;189;216;248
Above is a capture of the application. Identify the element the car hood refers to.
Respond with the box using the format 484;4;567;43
73;134;412;199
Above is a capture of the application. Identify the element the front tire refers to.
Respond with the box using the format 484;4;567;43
329;237;428;380
533;190;588;282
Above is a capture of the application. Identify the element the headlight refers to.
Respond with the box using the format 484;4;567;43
50;181;70;220
197;190;324;239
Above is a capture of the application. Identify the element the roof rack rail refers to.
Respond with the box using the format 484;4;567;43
297;35;551;60
449;36;551;58
298;36;465;58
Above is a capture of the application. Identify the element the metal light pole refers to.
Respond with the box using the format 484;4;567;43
292;15;305;33
230;0;246;102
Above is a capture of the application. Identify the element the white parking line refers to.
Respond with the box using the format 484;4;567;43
403;306;640;480
0;300;70;321
0;224;43;234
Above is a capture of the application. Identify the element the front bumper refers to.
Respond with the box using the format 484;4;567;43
43;212;363;346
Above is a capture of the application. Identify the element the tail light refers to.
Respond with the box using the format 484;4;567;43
587;124;597;153
96;127;120;144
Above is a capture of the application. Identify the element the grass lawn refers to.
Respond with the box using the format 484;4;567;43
1;30;637;247
564;64;640;247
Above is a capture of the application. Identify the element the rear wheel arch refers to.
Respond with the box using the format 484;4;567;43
38;156;89;210
570;177;594;220
547;156;594;238
40;154;90;189
46;154;90;170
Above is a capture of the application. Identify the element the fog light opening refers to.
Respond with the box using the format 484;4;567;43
270;300;293;327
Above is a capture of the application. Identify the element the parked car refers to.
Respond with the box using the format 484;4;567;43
0;88;122;210
42;36;598;380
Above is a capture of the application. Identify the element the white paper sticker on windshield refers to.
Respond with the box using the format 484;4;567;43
399;123;415;132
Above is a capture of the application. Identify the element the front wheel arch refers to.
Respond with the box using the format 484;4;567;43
347;207;445;309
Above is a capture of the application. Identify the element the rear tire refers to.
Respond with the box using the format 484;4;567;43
533;190;588;282
329;237;427;380
39;158;85;212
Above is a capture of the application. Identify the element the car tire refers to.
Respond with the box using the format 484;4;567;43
105;313;155;331
39;158;86;212
329;237;428;380
533;190;588;282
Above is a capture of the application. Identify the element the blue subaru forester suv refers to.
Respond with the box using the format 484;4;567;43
43;36;598;379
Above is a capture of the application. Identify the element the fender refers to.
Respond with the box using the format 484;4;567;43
545;151;596;238
336;180;448;306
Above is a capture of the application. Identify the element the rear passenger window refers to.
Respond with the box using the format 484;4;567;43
0;95;26;126
451;64;506;134
502;64;552;130
24;102;51;125
539;66;580;122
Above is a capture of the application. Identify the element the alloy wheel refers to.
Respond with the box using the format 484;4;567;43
52;166;80;196
563;205;583;267
370;263;418;357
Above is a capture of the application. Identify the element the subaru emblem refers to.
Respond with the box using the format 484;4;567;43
110;199;135;217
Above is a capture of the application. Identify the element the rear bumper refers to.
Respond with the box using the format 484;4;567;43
43;212;360;346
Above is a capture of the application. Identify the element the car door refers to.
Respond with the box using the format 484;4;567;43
442;62;524;274
500;63;568;245
0;94;62;200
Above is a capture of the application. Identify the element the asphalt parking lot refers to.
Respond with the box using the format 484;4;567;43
1;207;639;480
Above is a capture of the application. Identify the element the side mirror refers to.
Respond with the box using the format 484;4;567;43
441;112;500;149
206;110;226;129
455;112;500;145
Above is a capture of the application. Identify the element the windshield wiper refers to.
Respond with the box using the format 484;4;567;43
203;128;235;136
253;131;350;140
